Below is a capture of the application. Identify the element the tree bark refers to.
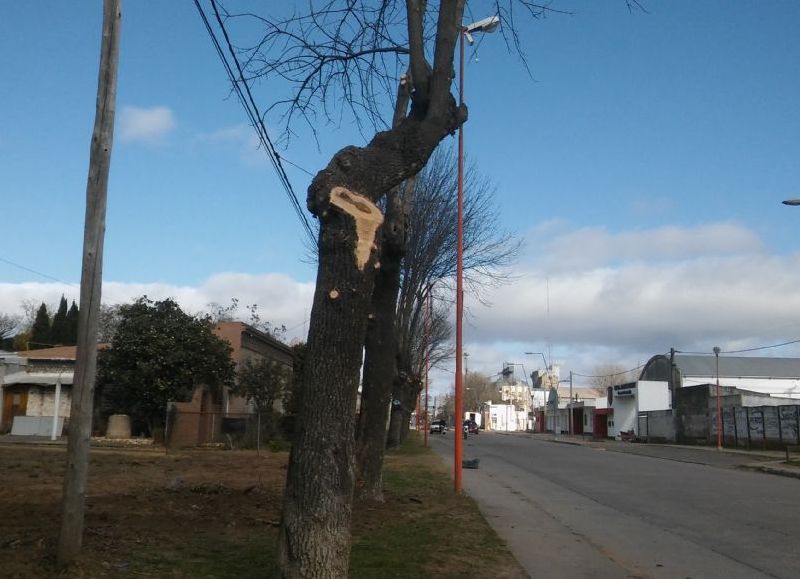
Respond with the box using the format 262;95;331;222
355;189;405;501
278;121;461;578
277;189;382;578
354;75;413;502
58;0;120;566
386;364;421;448
278;3;466;574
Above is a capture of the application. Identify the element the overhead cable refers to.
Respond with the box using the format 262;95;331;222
0;256;79;287
193;0;317;246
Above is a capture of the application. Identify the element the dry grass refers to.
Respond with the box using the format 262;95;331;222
0;437;525;578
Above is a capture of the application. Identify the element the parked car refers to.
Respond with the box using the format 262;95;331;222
430;420;448;434
463;419;479;434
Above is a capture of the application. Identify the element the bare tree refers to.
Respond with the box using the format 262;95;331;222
587;363;638;397
0;313;21;342
464;371;498;412
385;146;518;448
216;3;476;574
202;1;619;575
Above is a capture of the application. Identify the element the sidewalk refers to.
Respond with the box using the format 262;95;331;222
524;431;800;480
0;434;66;445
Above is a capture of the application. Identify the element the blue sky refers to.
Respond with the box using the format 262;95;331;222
2;1;800;390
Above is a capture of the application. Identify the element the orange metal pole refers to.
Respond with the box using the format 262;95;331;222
424;287;431;447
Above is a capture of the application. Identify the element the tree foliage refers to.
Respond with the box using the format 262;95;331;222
231;357;290;413
97;303;123;343
65;301;79;345
50;295;69;345
30;303;52;349
98;297;235;429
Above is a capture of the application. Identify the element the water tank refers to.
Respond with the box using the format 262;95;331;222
106;414;131;439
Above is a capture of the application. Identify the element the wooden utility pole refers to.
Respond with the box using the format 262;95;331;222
58;0;121;565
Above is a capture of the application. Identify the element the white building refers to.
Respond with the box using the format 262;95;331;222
1;347;76;436
640;354;800;400
485;403;528;432
606;380;671;439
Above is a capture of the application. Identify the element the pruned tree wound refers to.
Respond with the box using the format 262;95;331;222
329;187;384;271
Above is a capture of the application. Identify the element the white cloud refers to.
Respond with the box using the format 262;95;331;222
532;222;764;271
0;273;314;344
119;106;176;144
4;221;799;397
445;222;800;391
196;124;268;167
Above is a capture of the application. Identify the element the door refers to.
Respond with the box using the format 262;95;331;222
2;388;28;429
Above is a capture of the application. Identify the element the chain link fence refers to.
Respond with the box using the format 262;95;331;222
166;409;290;451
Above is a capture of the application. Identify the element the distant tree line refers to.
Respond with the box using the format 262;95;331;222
0;295;80;351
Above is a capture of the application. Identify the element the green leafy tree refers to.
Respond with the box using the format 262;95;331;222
99;297;236;431
231;358;290;413
65;301;79;346
30;303;51;349
50;295;69;345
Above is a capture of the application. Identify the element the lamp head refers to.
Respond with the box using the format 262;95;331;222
782;198;800;206
465;15;501;34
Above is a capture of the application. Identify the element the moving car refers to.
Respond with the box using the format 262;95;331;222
430;420;448;434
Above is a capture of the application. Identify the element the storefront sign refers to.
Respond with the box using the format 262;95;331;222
613;382;637;398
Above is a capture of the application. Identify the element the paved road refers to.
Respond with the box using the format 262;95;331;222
430;432;799;579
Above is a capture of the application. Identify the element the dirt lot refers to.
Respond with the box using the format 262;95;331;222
0;442;525;578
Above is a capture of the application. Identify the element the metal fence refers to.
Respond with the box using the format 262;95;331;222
715;405;800;450
166;410;288;451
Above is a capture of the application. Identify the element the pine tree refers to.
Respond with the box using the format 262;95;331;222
30;303;52;350
51;295;69;345
65;301;79;346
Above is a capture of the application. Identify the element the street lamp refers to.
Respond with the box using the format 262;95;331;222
454;14;500;494
713;346;722;449
782;199;800;206
525;351;549;371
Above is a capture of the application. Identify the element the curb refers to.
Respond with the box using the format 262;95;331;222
740;462;800;480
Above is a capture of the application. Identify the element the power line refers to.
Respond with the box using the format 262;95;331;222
0;256;78;287
571;358;658;380
675;338;800;356
193;0;317;246
723;339;800;354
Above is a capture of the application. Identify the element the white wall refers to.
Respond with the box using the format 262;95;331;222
610;396;636;436
26;386;72;418
638;381;671;411
488;404;526;432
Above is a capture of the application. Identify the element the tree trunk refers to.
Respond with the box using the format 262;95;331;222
399;379;421;444
355;75;412;502
277;190;383;578
278;4;465;571
355;194;404;501
386;367;420;448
